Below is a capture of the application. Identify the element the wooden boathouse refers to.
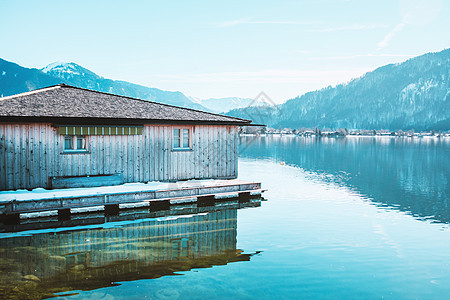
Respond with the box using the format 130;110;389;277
0;84;252;191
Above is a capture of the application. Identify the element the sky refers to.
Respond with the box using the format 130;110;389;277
1;0;449;103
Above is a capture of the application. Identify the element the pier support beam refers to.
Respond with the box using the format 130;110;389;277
105;204;120;216
197;195;215;207
58;208;71;221
150;200;170;211
1;213;20;224
238;192;251;203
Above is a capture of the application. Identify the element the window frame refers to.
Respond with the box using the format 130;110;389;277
62;135;89;154
172;127;192;151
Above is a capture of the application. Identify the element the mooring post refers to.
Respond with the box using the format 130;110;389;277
104;204;120;215
0;213;20;224
238;192;251;203
58;208;71;221
197;195;215;207
150;200;171;212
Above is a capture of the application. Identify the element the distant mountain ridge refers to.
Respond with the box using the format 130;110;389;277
2;49;449;130
189;96;254;113
0;59;61;97
0;59;208;111
227;49;450;131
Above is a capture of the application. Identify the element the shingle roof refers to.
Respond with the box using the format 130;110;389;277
0;84;251;125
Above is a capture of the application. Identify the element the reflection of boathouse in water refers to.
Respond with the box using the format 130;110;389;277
0;204;260;298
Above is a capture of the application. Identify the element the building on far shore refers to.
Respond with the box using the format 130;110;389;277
0;84;251;191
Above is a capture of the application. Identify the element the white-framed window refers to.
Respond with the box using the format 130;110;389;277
173;128;191;150
63;135;87;152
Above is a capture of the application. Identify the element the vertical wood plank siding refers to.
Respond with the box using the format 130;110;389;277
0;123;239;190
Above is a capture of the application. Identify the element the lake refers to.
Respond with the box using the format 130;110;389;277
1;135;449;299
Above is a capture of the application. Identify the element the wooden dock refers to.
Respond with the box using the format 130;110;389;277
0;180;264;222
1;198;263;233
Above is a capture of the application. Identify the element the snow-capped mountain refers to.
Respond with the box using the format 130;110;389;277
40;62;209;111
41;62;98;80
0;59;209;111
227;48;450;131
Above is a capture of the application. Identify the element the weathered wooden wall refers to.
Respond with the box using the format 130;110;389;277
0;123;238;190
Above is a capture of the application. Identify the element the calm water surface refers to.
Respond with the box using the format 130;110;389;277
0;136;449;299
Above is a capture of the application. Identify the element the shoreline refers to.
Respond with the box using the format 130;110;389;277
239;133;450;138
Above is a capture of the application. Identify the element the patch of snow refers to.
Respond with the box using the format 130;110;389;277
169;197;197;205
1;71;5;76
420;79;438;92
215;192;239;199
20;210;58;219
41;61;69;73
41;62;81;76
119;202;150;209
0;85;61;101
71;206;105;214
176;179;226;188
0;179;236;203
399;83;419;104
403;83;417;92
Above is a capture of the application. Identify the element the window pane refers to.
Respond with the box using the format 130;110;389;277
64;136;73;150
173;129;180;148
76;136;85;149
182;129;189;148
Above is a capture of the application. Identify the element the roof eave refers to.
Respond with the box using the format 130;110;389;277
0;116;252;126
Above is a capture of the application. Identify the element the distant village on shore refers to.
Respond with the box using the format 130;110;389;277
240;126;450;138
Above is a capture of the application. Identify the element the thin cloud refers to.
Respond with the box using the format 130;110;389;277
218;19;250;27
377;0;443;49
308;24;388;32
310;53;417;60
157;69;366;84
377;14;410;50
219;20;388;34
218;19;315;27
